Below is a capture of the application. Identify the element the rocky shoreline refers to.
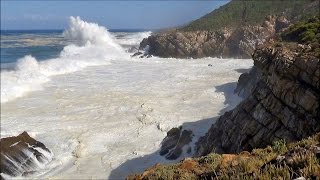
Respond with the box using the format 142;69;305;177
1;1;319;179
128;16;320;179
139;15;290;59
196;40;320;156
137;0;319;59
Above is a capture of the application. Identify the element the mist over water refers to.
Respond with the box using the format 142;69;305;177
1;17;252;179
0;16;135;103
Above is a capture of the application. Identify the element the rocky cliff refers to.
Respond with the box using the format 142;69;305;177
140;15;289;58
196;40;320;155
128;17;320;179
138;0;319;59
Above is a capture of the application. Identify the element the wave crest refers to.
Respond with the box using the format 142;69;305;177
63;16;122;51
1;16;127;103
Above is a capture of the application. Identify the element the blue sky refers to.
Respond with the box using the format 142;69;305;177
1;0;228;30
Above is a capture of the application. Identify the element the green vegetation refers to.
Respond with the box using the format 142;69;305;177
181;0;316;31
272;139;287;153
281;16;320;44
128;133;320;179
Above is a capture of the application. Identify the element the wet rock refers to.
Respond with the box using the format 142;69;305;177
159;127;193;160
0;132;53;179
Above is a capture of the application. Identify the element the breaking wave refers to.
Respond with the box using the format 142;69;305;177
1;16;128;103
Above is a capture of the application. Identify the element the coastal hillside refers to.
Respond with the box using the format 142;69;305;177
138;0;319;58
129;17;320;179
182;0;317;31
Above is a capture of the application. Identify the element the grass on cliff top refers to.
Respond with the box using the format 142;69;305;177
128;133;320;180
181;0;316;31
281;16;320;44
280;16;320;57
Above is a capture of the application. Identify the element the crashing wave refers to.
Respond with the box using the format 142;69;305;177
1;16;127;103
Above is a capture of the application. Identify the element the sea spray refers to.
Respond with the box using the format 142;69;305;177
1;16;126;103
63;16;123;51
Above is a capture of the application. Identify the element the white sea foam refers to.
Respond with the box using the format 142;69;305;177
0;146;53;179
1;17;254;179
1;56;253;179
63;16;123;51
1;16;127;103
114;31;151;47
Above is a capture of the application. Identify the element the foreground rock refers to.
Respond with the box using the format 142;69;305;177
0;132;52;179
140;15;289;59
159;127;193;160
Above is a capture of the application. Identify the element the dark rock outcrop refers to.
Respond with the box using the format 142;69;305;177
196;41;320;155
159;127;193;160
234;66;262;98
139;16;290;59
0;132;52;179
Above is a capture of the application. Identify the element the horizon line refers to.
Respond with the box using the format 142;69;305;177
0;28;162;32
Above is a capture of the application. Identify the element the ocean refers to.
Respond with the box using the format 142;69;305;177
0;16;252;179
0;29;149;68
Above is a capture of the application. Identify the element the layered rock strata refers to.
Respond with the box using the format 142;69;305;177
196;42;320;155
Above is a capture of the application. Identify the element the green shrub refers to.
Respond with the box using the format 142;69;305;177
272;139;287;153
181;0;316;31
281;16;320;43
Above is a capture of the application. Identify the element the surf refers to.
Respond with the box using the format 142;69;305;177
1;16;127;103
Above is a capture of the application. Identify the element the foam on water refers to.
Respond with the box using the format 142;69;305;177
1;145;53;179
1;17;254;179
1;56;253;179
1;16;126;103
114;31;151;47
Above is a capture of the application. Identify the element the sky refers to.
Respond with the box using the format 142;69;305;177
1;0;228;30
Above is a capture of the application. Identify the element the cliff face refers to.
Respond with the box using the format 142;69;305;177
140;16;287;59
138;0;319;59
196;41;320;155
128;18;320;178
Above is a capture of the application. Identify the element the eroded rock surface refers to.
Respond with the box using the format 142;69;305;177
0;132;52;179
196;42;320;155
139;16;290;59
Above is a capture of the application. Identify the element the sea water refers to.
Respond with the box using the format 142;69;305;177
0;17;253;179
